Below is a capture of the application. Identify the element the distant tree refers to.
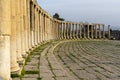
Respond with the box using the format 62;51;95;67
53;13;59;19
110;29;112;33
53;13;65;21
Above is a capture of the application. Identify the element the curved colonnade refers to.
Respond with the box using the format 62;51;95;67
0;0;110;80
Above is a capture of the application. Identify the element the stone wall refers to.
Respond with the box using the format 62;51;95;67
0;0;110;79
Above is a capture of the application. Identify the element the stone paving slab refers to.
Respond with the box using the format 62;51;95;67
13;40;120;80
54;40;120;80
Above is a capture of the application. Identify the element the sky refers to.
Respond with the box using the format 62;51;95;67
37;0;120;30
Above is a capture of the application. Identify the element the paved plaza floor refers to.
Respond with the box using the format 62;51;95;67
14;40;120;80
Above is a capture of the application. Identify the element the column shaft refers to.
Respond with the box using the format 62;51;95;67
99;25;101;39
95;25;97;39
83;25;86;38
87;25;89;38
108;25;111;39
16;0;23;61
0;0;11;79
91;25;94;39
66;23;68;39
73;24;75;39
20;0;26;56
70;23;72;39
103;25;105;39
76;24;78;39
10;0;20;72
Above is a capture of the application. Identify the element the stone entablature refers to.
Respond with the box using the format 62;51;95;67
0;0;110;80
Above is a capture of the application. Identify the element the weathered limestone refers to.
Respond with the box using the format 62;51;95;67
31;3;35;47
0;0;11;79
16;0;24;61
20;0;26;56
24;0;30;52
10;0;20;72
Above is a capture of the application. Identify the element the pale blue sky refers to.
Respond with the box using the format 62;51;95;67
37;0;120;30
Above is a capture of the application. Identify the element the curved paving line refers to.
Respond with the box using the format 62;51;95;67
54;40;120;80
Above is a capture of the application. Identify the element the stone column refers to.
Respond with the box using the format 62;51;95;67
73;23;75;39
56;21;59;39
83;25;86;38
34;7;38;46
26;0;30;51
24;0;29;53
59;22;61;39
102;25;105;39
35;8;39;45
44;14;46;41
31;2;35;47
66;23;69;39
16;0;24;61
39;10;41;43
87;24;90;39
108;25;111;39
69;23;72;39
10;0;20;73
43;14;45;41
63;23;66;39
68;23;71;39
57;22;60;39
0;0;11;79
53;21;55;39
76;24;78;39
91;25;94;39
95;25;97;39
20;0;26;56
41;13;43;42
79;24;82;39
38;10;40;44
61;23;64;39
55;21;58;39
98;25;101;39
49;18;52;40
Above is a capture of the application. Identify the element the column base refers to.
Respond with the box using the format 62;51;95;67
11;63;20;73
17;57;24;62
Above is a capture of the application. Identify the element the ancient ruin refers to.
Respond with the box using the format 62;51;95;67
0;0;111;80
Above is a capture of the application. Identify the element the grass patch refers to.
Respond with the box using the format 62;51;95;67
20;67;25;80
115;44;120;47
37;77;42;80
11;74;19;78
25;70;39;74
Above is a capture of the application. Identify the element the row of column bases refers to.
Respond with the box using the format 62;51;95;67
0;0;111;80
